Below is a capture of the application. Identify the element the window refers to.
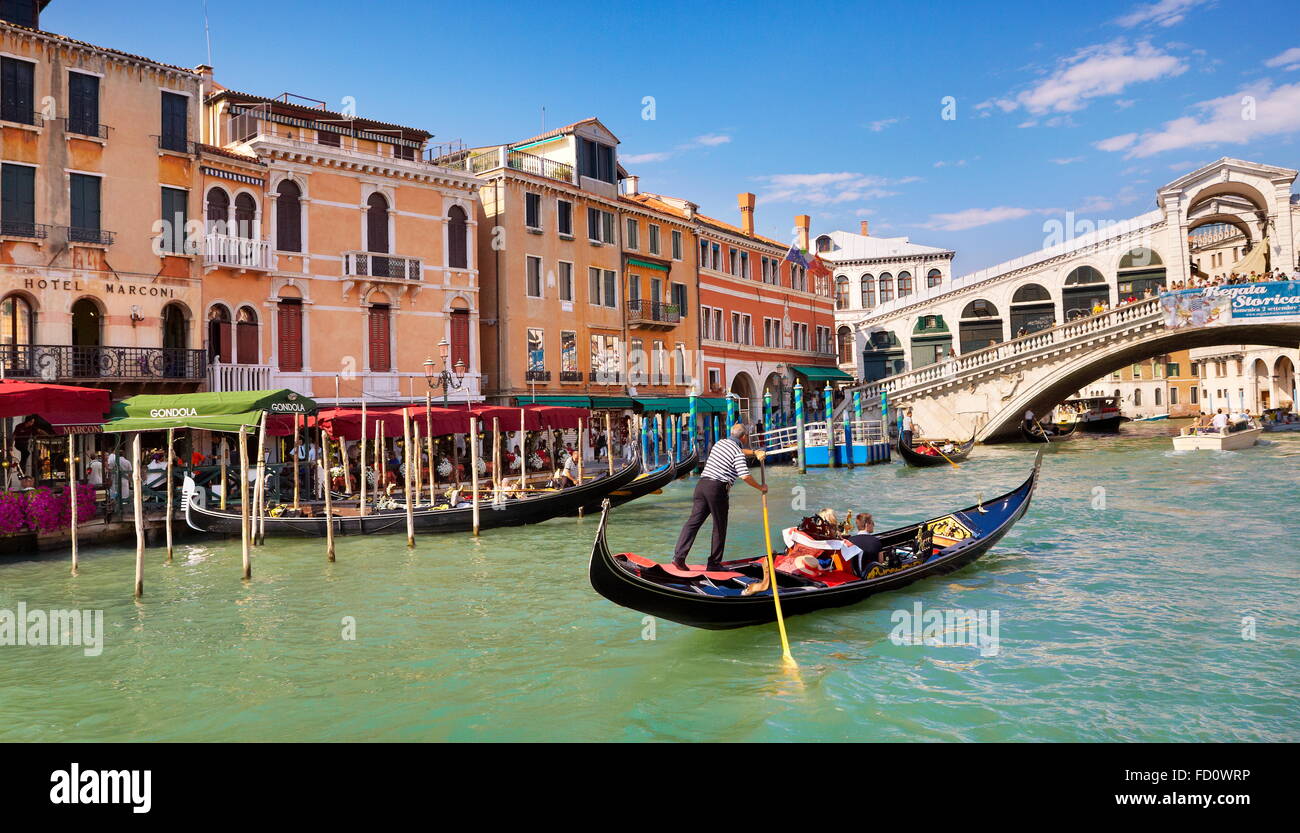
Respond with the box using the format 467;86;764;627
450;309;470;370
741;314;752;345
209;305;232;363
233;192;255;239
671;229;682;260
561;331;577;373
447;205;468;268
652;340;666;383
699;239;709;265
835;276;849;310
731;312;740;343
648;224;660;255
68;174;101;241
235;306;258;365
713;308;723;343
160;91;189;152
1;163;36;237
1134;389;1142;407
897;271;913;298
0;57;34;125
276;299;303;372
625;218;639;249
590;334;620;382
700;306;713;339
1154;388;1162;407
740;251;749;279
526;255;542;297
366;304;391;372
628;273;641;302
557;200;573;236
0;294;33;354
577;137;616;183
708;367;721;392
674;343;687;384
1170;387;1179;406
558;261;573;302
317;125;340;147
527;328;545;371
67;72;99;136
878;273;894;303
837;326;854;364
366;192;389;254
711;243;720;270
204;186;228;232
587;207;614;243
588;267;616;307
671;282;687;317
160;187;188;254
927;268;943;288
275;180;302;252
629;337;645;383
860;275;875;308
525;192;541;230
728;249;738;275
1190;387;1198;404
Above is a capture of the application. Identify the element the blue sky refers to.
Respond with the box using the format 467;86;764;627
48;0;1300;274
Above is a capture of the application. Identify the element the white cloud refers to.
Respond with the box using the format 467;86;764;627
868;117;900;132
690;133;731;147
1264;47;1300;71
620;133;732;166
1076;187;1141;213
622;152;672;164
933;159;969;168
923;206;1036;231
1095;132;1138;151
1096;80;1300;157
1002;40;1186;115
1115;99;1137;108
1116;0;1209;28
755;172;915;206
1050;156;1086;165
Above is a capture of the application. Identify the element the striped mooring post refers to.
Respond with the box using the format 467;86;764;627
853;390;863;422
763;391;773;434
843;407;854;469
688;394;698;452
726;395;738;433
823;383;837;468
794;381;806;473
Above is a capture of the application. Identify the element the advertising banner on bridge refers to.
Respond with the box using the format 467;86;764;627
1160;280;1300;329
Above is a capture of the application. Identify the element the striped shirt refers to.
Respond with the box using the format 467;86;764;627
700;438;751;484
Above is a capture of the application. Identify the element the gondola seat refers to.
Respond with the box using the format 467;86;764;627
617;552;744;582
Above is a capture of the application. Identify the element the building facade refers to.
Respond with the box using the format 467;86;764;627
1188;345;1298;415
199;82;484;406
0;11;207;400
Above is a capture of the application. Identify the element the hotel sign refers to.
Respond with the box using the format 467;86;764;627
19;277;180;298
1160;281;1300;329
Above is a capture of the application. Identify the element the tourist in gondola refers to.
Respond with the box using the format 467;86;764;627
671;423;767;572
847;512;883;572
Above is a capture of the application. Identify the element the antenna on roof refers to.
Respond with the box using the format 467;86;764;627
541;106;546;133
203;0;213;66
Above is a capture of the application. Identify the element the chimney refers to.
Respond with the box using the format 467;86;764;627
738;192;756;236
625;175;639;196
795;215;810;252
860;220;870;236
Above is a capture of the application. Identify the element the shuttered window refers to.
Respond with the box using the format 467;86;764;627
366;193;389;253
450;309;469;370
275;180;302;251
368;304;391;372
160;92;188;152
236;307;258;365
67;72;99;136
447;205;467;268
1;163;35;235
277;300;303;372
0;57;34;125
160;187;187;254
208;307;232;364
69;174;101;234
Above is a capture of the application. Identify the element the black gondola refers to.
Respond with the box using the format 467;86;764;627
672;443;699;481
896;434;977;467
186;454;643;538
1020;419;1077;443
588;450;1042;630
575;452;681;515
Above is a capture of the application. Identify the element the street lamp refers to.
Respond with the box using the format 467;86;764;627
424;338;467;406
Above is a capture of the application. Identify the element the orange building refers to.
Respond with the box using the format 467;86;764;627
463;118;697;408
198;80;484;407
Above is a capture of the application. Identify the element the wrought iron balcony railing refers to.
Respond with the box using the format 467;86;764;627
65;226;114;245
0;344;206;381
524;369;550;382
559;370;583;382
0;221;49;240
1;108;43;127
589;370;624;384
342;251;422;281
626;299;681;326
65;118;109;139
156;134;195;154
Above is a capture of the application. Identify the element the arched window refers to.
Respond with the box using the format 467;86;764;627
1154;387;1162;407
207;304;232;363
897;271;912;298
836;326;854;365
277;299;303;372
815;235;832;253
236;306;259;365
926;268;942;288
1013;283;1051;303
834;276;849;310
366;192;389;253
0;294;34;374
1064;265;1105;285
1134;389;1142;407
447;205;468;269
233;193;256;239
71;298;102;376
161;303;189;377
878;272;894;304
368;303;391;372
205;187;229;232
275;180;302;252
860;274;874;308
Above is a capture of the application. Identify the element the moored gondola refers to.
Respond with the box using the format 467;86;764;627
896;434;976;467
187;453;643;538
576;453;679;515
588;450;1042;630
672;443;699;481
1020;419;1077;443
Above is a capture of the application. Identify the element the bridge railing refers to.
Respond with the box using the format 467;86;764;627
800;419;885;447
854;296;1163;403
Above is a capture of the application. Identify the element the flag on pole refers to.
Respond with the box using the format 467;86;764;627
808;253;832;278
782;243;809;268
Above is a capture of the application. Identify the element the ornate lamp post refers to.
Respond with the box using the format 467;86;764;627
424;338;467;407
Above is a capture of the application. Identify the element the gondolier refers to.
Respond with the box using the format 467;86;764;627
672;423;767;571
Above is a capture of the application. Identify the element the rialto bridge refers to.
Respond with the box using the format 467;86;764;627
828;158;1300;383
842;292;1300;442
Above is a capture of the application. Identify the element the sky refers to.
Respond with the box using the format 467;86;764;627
46;0;1300;275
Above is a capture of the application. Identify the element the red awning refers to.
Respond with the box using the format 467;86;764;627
316;406;470;440
523;404;589;429
0;380;111;424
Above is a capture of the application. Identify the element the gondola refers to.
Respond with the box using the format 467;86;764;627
575;453;679;514
186;453;643;538
1020;419;1077;443
672;443;699;481
896;434;976;467
588;450;1042;630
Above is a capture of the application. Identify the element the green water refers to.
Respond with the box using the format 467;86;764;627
2;423;1297;742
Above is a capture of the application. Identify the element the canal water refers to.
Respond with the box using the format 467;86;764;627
2;422;1297;742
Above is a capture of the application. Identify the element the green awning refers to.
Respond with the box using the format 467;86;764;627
515;394;592;408
637;397;692;414
626;257;669;272
790;365;854;383
592;395;641;411
103;389;317;433
691;397;731;414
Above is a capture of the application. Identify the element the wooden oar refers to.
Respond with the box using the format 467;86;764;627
924;441;961;469
755;449;796;669
1035;421;1052;444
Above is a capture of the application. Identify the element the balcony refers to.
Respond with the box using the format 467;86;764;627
626;299;680;329
559;370;583;383
0;108;43;127
0;345;206;382
525;369;550;382
65;118;109;139
0;221;49;240
342;251;422;281
589;369;623;384
65;226;114;246
438;147;575;184
204;233;276;272
156;134;195;155
208;361;273;392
